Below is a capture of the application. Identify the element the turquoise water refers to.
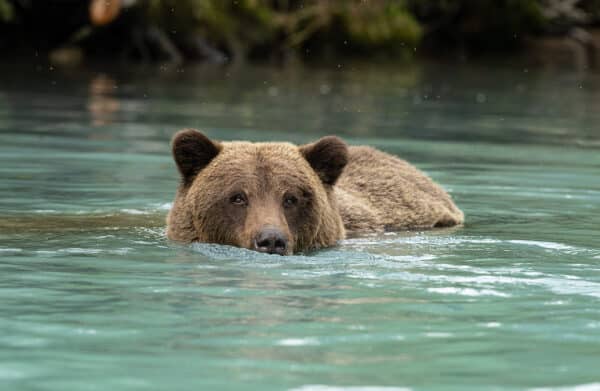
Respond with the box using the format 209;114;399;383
1;63;599;391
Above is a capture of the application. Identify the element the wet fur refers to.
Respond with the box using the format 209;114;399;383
167;129;463;253
336;146;464;233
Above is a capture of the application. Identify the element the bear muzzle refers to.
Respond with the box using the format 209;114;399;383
253;226;289;256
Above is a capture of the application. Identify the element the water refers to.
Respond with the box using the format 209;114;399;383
1;62;599;391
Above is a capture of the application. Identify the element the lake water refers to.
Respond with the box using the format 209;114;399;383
1;62;599;391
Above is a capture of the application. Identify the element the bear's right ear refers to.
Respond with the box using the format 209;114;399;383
171;129;222;185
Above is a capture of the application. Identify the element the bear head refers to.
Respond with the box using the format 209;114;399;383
166;129;348;255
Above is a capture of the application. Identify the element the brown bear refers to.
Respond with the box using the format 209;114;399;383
167;129;463;255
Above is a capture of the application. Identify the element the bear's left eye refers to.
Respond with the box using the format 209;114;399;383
283;195;298;209
230;193;248;206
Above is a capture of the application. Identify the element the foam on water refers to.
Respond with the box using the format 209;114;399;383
509;240;576;251
427;287;511;297
277;338;320;346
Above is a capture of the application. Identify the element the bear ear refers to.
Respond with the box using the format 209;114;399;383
171;128;222;185
299;136;348;186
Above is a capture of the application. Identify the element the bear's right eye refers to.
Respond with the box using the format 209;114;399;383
230;193;248;206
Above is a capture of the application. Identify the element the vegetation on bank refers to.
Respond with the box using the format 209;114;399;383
0;0;599;65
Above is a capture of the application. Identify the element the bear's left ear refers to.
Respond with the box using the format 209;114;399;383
299;136;348;186
172;128;222;186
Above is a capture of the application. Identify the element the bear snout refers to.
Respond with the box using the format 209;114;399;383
253;226;289;256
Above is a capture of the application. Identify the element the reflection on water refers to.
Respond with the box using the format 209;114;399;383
87;74;120;127
0;62;599;391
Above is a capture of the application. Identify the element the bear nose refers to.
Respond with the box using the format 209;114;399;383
253;227;288;255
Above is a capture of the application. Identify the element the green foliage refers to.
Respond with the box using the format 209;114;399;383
143;0;285;57
141;0;421;59
339;2;422;49
3;0;600;62
0;0;14;22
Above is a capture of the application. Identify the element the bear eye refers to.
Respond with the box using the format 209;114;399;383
283;195;298;209
230;193;247;206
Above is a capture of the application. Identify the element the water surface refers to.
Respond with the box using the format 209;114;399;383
1;62;599;391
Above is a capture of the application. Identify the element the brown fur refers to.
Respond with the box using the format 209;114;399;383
336;146;464;233
167;129;463;254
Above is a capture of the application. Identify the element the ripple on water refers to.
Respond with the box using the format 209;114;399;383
529;384;600;391
276;338;320;346
32;247;134;257
0;248;23;253
289;386;413;391
508;240;576;251
427;287;511;297
186;234;600;300
346;234;598;257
